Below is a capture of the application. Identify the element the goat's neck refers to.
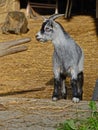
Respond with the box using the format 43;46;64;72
52;30;67;48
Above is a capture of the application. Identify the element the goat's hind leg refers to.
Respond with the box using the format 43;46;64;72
71;71;84;102
77;72;84;100
71;79;80;103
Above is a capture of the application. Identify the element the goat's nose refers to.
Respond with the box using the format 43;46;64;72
35;34;39;38
35;34;38;38
35;34;40;41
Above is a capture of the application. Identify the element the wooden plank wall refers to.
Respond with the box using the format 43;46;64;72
96;0;98;18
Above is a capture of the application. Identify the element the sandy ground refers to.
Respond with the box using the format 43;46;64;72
0;97;96;130
0;15;98;100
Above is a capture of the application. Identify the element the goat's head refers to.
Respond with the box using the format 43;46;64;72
36;14;64;42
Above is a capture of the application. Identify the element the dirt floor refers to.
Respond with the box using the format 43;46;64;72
0;97;96;130
0;14;98;100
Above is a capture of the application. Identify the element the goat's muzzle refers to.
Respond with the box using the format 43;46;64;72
36;35;42;42
35;34;40;41
35;34;46;42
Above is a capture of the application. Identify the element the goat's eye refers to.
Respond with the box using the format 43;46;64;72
45;27;51;32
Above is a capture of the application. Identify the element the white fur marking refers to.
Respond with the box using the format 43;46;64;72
72;97;80;103
52;97;58;101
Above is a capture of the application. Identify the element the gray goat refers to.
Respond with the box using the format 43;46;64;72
36;14;84;103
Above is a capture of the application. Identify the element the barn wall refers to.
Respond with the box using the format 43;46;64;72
96;0;98;18
0;0;20;23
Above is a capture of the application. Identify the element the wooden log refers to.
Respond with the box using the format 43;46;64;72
0;37;31;57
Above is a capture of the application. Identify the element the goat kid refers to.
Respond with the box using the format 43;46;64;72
36;14;84;103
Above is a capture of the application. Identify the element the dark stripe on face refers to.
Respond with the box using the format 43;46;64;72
40;20;49;34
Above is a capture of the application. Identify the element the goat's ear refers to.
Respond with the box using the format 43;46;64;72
49;14;64;20
42;16;48;22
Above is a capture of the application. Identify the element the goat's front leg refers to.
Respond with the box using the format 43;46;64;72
52;74;67;101
52;53;61;101
60;74;67;99
52;77;61;101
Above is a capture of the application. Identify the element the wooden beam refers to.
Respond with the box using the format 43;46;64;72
13;0;20;11
96;0;98;18
92;79;98;101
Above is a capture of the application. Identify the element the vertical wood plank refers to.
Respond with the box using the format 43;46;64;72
96;0;98;18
